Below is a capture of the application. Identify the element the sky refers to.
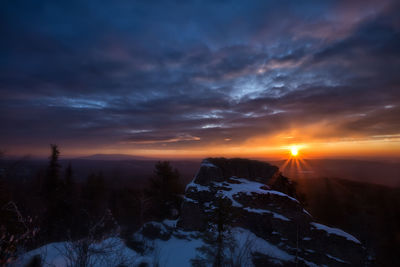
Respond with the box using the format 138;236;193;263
1;0;400;159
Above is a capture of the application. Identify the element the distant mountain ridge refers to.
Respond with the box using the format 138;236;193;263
76;153;155;161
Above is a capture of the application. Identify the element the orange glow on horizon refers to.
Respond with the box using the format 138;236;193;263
4;125;400;160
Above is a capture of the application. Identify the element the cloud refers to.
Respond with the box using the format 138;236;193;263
0;0;399;155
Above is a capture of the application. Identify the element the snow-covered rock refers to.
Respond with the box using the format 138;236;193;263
177;158;367;266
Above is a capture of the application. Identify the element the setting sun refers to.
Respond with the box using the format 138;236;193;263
290;146;299;156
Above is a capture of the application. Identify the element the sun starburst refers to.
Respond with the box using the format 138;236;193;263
290;146;299;157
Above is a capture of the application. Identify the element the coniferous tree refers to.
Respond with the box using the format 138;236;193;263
192;197;235;267
0;159;13;237
82;172;107;219
63;162;78;235
42;144;66;240
0;169;10;209
146;161;183;220
213;197;233;267
64;162;75;196
42;144;61;201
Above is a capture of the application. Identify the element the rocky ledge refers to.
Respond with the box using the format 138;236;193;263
174;158;366;266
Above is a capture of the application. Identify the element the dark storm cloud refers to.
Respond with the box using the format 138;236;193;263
1;0;399;152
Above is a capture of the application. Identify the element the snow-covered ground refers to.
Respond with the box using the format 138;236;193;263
14;237;137;267
15;223;301;267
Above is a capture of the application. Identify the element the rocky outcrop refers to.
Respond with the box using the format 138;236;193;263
177;158;367;266
194;158;280;185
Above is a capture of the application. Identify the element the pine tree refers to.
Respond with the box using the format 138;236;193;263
62;162;79;235
0;170;10;209
0;161;13;234
82;172;107;218
42;144;66;240
42;144;61;201
192;197;235;267
64;162;75;197
146;161;183;219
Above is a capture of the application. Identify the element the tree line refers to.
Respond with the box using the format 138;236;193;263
0;145;184;265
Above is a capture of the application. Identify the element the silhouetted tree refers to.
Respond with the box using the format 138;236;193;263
146;161;183;220
268;174;307;204
213;197;234;267
82;172;107;220
0;169;10;210
109;188;150;235
41;144;68;240
269;175;293;195
192;197;235;267
64;162;75;196
42;144;61;201
62;162;79;235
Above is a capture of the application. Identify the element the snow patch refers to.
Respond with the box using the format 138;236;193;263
232;227;295;263
212;177;299;208
311;222;361;244
163;219;178;228
185;181;209;192
148;234;204;266
146;221;168;233
201;160;217;168
303;208;312;217
183;196;198;203
243;207;290;221
326;253;349;264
